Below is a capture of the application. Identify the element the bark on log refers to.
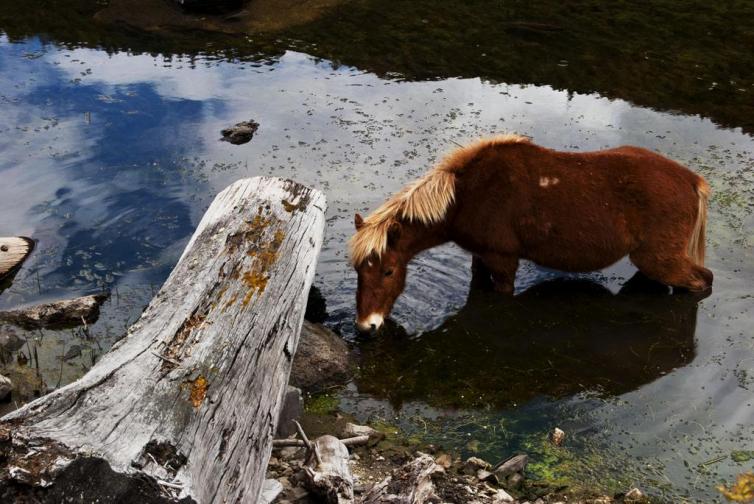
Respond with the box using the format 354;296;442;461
0;177;326;504
0;237;34;280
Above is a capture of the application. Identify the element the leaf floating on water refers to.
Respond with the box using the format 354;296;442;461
718;472;754;502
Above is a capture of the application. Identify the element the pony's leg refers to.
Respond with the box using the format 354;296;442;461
478;253;518;295
629;249;713;292
470;255;494;290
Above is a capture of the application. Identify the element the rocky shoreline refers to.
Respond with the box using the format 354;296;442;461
265;417;649;504
273;320;651;504
0;289;652;503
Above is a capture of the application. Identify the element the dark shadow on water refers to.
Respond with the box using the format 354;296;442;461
356;273;709;410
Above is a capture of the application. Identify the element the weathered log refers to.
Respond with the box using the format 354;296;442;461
361;454;442;504
0;293;108;329
303;434;354;504
0;237;33;281
0;177;326;503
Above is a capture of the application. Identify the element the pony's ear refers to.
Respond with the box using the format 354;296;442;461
387;221;402;244
354;213;364;230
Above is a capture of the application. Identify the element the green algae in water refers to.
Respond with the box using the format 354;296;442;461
304;393;340;415
731;451;754;464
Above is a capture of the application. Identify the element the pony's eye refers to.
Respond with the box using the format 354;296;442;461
384;269;394;277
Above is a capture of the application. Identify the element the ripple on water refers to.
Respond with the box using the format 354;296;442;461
0;38;752;502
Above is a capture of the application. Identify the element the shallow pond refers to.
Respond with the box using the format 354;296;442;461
0;2;753;502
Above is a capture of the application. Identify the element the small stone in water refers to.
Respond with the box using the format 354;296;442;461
476;469;497;483
624;487;646;502
493;488;515;502
551;427;566;446
464;456;492;473
220;120;259;145
435;453;452;469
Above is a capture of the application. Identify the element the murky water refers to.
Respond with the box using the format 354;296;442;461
0;2;753;502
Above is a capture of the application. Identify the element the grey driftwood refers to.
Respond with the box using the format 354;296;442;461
361;454;442;504
303;434;355;504
0;177;326;504
0;293;108;329
0;237;33;281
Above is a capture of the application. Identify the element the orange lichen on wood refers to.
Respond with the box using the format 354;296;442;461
188;375;208;408
242;270;269;304
239;217;286;305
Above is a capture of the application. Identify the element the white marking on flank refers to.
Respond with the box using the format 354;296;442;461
539;176;559;188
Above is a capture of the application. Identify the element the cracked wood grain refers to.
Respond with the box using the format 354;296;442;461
0;177;326;504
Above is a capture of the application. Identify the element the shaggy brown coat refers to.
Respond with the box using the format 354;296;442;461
351;136;712;331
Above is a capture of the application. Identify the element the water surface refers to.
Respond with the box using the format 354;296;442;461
0;4;753;501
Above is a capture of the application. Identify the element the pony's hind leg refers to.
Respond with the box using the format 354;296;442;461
629;249;712;292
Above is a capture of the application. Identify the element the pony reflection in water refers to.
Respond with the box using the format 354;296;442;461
350;135;712;332
356;273;709;409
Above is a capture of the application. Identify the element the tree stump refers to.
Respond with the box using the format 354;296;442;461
0;177;326;504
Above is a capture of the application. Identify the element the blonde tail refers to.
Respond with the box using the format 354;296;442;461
688;178;709;266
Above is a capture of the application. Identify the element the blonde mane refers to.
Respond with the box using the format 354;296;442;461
349;134;530;265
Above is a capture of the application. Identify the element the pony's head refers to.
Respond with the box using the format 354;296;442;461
352;213;408;332
348;135;529;331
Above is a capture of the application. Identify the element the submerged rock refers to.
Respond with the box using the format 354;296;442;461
290;321;351;392
220;119;259;145
0;293;108;329
0;325;26;352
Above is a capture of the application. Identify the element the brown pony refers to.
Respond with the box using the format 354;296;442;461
349;134;712;332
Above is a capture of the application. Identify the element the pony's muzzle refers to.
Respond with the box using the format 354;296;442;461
356;313;384;333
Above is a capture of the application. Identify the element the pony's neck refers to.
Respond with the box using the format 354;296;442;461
397;220;449;261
